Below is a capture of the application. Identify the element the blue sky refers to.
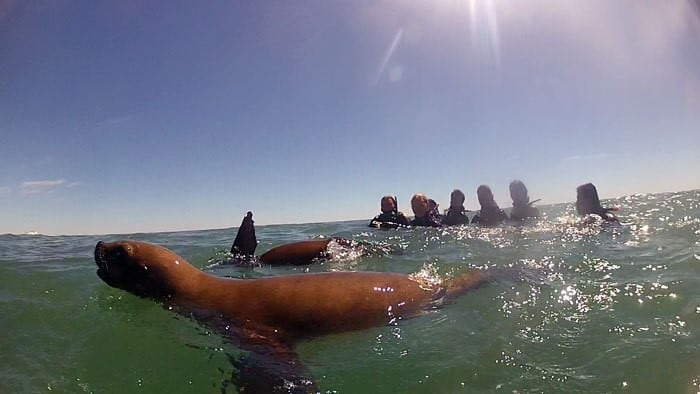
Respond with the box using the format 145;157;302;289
1;1;699;235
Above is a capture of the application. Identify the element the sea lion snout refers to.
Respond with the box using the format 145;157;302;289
95;241;114;285
94;240;178;299
94;241;111;272
94;241;140;287
94;241;134;270
94;241;104;264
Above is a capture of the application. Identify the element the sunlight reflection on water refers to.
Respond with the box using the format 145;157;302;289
2;190;699;393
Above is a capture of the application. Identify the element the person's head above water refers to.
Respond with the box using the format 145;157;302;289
450;189;465;209
575;183;605;215
428;199;439;214
477;185;498;208
411;193;430;217
380;195;397;214
509;180;530;207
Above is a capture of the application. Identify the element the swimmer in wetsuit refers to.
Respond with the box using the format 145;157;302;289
428;198;444;223
368;195;411;229
471;185;508;226
509;180;540;221
442;189;471;226
575;183;619;222
410;193;442;227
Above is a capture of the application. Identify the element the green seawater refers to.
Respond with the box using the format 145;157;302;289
1;190;699;393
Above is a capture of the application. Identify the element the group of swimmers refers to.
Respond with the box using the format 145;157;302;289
369;181;619;229
225;181;618;266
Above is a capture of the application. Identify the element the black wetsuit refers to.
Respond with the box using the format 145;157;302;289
510;204;540;221
471;206;508;226
369;211;411;229
442;208;471;226
411;214;442;227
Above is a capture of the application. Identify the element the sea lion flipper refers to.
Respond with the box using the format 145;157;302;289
231;211;258;256
230;350;317;393
230;328;317;393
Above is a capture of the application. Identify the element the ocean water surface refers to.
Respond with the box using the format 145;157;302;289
1;190;699;393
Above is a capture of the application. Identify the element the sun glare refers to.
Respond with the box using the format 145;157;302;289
373;0;503;85
426;0;504;65
467;0;502;66
375;28;404;85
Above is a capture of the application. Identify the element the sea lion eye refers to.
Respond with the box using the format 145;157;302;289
104;248;122;262
109;245;132;261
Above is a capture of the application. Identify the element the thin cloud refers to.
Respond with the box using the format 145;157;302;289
20;179;67;195
563;153;611;162
0;186;11;196
95;115;133;128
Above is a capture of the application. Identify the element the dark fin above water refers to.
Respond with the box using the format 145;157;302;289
231;211;258;256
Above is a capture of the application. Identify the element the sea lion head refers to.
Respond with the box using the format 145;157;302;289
95;240;181;299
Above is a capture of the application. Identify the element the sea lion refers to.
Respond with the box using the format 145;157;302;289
230;211;353;265
95;240;492;392
257;239;336;265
